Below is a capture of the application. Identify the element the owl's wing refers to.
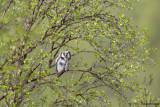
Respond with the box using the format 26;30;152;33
68;51;71;60
65;60;70;71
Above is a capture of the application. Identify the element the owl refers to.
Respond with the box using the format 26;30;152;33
56;51;71;77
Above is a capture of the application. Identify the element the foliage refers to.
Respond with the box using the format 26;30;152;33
0;0;152;106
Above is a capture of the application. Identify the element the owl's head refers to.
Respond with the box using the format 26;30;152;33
60;51;71;60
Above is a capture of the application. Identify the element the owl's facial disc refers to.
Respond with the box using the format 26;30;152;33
63;53;66;56
62;53;67;58
61;51;70;59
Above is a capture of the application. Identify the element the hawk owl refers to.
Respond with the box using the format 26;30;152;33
56;51;71;77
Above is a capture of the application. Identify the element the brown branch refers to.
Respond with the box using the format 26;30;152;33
1;0;13;20
22;63;41;86
89;71;128;103
27;0;57;31
16;83;38;106
28;72;57;84
0;95;5;101
72;65;128;102
0;58;8;70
